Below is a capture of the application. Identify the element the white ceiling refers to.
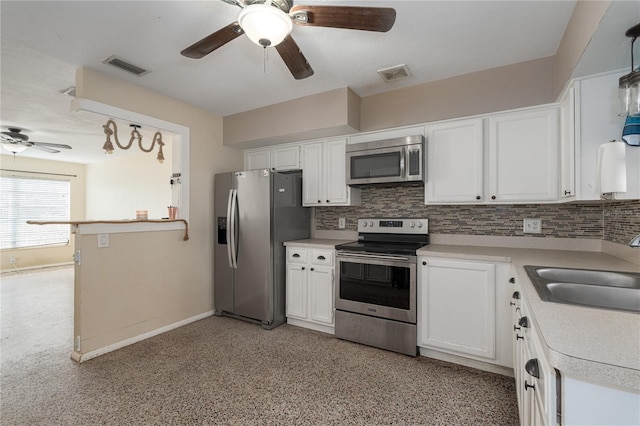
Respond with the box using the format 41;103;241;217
0;0;631;165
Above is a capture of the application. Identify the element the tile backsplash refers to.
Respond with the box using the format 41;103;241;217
315;185;640;245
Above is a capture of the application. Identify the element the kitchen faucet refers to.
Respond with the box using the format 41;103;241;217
630;233;640;248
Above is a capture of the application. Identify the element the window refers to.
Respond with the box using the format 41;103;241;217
0;176;70;249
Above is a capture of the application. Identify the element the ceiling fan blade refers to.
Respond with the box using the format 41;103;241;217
290;5;396;32
31;141;72;149
29;144;60;154
181;22;244;59
275;36;314;80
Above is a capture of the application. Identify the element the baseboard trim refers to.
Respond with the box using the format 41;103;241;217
70;310;214;363
1;262;74;274
419;347;514;378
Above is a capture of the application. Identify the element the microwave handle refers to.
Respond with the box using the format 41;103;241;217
400;148;406;179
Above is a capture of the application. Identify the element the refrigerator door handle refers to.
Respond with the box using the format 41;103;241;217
229;189;238;269
226;189;234;269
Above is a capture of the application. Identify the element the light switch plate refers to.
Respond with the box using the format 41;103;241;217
98;234;109;248
338;217;346;229
523;218;542;234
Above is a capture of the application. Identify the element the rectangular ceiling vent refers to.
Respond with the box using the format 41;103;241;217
102;55;150;77
377;64;410;83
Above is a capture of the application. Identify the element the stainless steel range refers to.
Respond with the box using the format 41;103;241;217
334;218;429;356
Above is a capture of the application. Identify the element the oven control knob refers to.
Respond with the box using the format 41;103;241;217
362;221;367;227
409;221;415;228
417;222;423;228
368;221;374;227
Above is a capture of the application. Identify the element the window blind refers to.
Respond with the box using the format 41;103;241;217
0;176;70;249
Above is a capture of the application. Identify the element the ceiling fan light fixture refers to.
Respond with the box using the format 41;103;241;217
238;3;293;47
1;143;28;154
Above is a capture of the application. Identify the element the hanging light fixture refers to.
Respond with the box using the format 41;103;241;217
1;143;28;154
102;119;165;163
238;0;292;48
619;22;640;117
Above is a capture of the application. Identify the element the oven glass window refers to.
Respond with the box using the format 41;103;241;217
350;152;401;179
339;262;410;309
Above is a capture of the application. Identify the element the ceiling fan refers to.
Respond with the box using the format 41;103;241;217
181;0;396;79
1;128;72;155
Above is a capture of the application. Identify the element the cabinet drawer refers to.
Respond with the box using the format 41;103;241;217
287;248;308;263
310;250;333;266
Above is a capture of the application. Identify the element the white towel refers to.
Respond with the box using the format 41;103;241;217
596;141;627;194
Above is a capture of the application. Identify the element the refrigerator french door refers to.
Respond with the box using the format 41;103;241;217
214;169;309;329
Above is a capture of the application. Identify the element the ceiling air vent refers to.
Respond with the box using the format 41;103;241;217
102;55;150;77
377;64;410;83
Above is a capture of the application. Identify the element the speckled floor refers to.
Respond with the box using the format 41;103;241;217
1;267;519;425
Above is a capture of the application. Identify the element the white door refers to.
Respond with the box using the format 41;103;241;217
301;142;324;206
488;108;559;202
324;138;349;204
308;266;334;325
244;148;271;171
426;118;484;203
421;258;496;359
286;264;308;319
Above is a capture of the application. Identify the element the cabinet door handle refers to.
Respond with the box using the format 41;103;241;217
518;316;529;328
509;277;515;284
510;301;517;306
293;253;300;258
310;268;314;271
524;380;536;391
326;200;330;203
525;358;540;378
514;325;521;331
491;195;496;200
476;195;481;200
317;255;326;260
564;190;571;195
512;291;520;299
516;334;524;341
301;267;305;270
317;200;321;203
422;261;427;266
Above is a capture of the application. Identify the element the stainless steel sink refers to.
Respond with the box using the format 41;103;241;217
524;266;640;313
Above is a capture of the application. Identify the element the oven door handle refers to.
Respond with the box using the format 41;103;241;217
337;252;412;262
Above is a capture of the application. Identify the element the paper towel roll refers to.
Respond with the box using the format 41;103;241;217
596;141;627;194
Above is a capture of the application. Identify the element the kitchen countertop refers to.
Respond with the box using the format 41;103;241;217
284;238;354;250
417;244;640;391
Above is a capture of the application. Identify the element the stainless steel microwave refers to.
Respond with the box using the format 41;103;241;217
346;135;424;185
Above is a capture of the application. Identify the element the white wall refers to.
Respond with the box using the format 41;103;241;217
85;145;172;220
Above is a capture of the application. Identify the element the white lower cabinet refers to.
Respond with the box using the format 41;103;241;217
511;280;556;426
512;275;640;426
286;247;335;334
418;257;513;370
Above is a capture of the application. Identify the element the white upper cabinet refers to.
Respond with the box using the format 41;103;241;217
425;118;484;203
572;72;640;201
244;148;271;171
425;106;559;204
488;107;559;202
349;125;425;145
559;86;576;199
244;144;301;171
301;138;360;207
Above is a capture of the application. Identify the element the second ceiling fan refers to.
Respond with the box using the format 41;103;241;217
181;0;396;80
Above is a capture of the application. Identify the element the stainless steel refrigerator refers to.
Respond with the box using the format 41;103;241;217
214;169;310;329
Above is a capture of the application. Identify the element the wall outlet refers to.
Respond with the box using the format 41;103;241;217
9;256;16;264
523;218;542;234
98;234;109;248
338;217;346;229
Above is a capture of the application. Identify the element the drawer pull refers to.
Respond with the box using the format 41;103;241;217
518;316;529;328
524;380;536;391
512;291;520;299
509;277;515;284
292;253;300;258
525;358;540;378
317;255;326;260
516;334;524;341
